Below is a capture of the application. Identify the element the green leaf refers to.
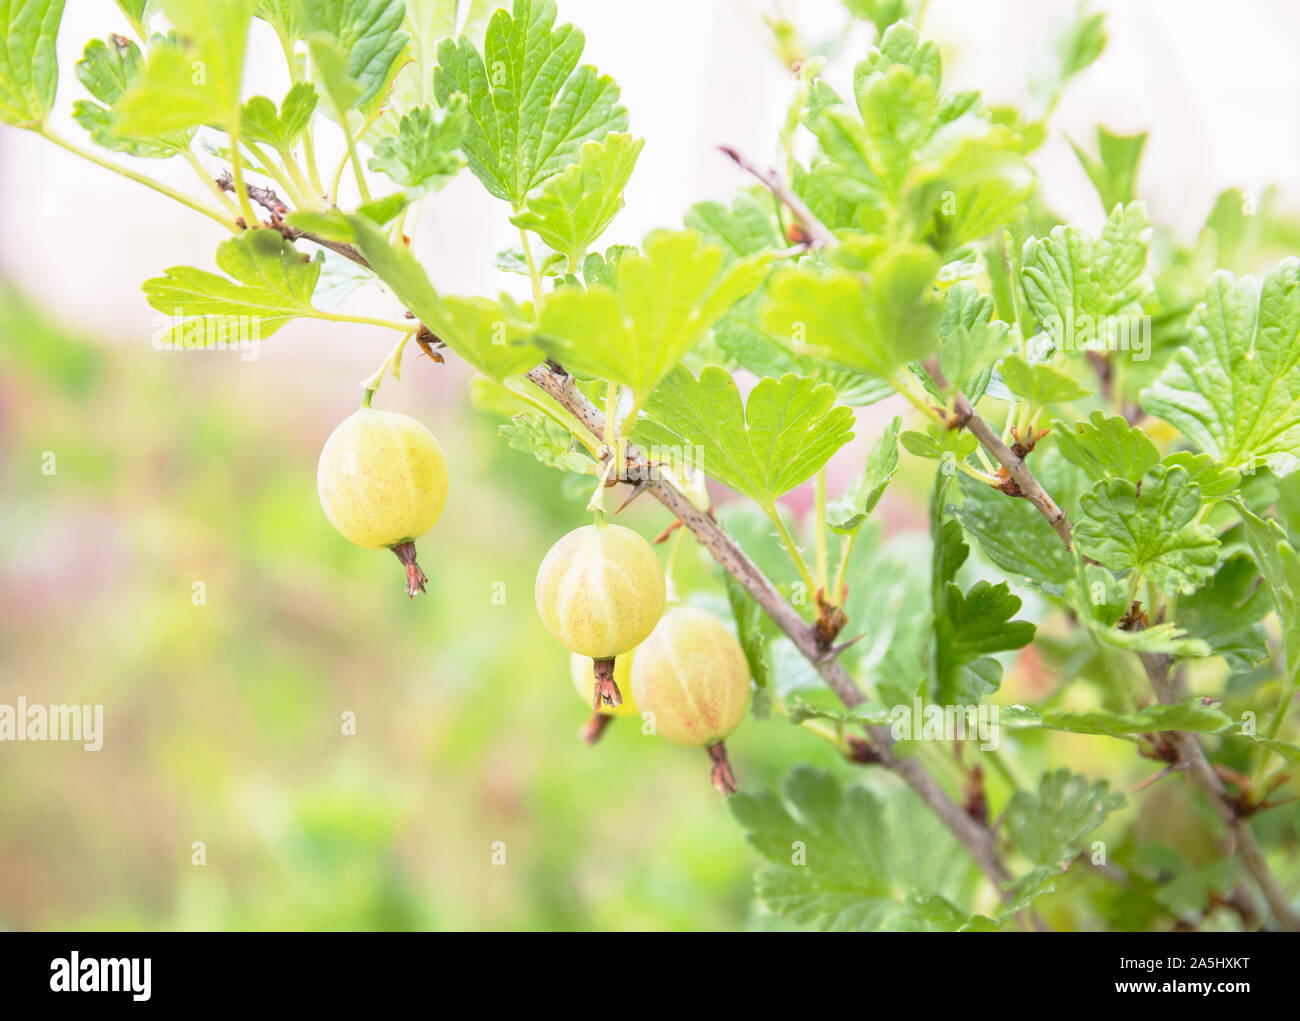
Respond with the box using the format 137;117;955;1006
493;243;565;278
305;31;362;115
1228;732;1300;764
708;292;895;407
117;0;153;25
1141;260;1300;475
1032;3;1105;106
1082;618;1211;659
828;417;900;535
729;768;979;932
1074;464;1220;595
433;0;627;206
684;192;782;262
937;282;1010;396
853;19;939;85
113;0;257;135
1132;847;1238;918
76;33;139;103
635;366;854;504
856;64;938;196
1000;354;1090;406
1052;409;1159;483
1001;702;1233;737
930;506;1034;703
1176;553;1271;673
1239;504;1300;675
510;132;643;268
578;244;633;289
955;464;1076;592
935;575;1036;702
255;0;299;39
535;230;771;400
287;209;543;380
142;228;321;338
841;0;916;38
1021;202;1151;353
72;34;191;158
367;96;468;194
1055;7;1107;81
434;293;543;380
1203;186;1278;276
910;136;1036;253
1160;452;1239;500
899;422;977;462
760;245;942;380
0;0;65;127
1005;769;1124;867
725;575;772;694
499;413;590;473
239;80;318;150
299;0;408;108
1069;125;1146;213
784;698;895;729
804;24;1032;246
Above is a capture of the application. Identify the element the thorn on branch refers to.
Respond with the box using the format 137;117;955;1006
994;466;1024;498
845;734;883;765
963;764;989;828
813;587;848;653
216;170;288;224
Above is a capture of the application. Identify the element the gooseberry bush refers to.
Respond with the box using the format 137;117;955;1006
9;0;1300;932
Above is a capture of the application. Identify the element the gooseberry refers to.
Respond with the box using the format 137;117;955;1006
535;521;666;709
630;606;751;794
317;407;448;598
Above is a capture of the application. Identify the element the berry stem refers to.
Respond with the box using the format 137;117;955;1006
579;712;615;746
591;657;623;710
391;542;428;598
706;741;738;796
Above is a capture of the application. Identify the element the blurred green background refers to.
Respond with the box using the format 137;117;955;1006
4;0;1300;933
2;275;1296;932
0;283;864;931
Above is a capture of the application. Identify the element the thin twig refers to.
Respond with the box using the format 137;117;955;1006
926;360;1075;549
215;172;373;270
1139;652;1299;931
719;145;836;249
526;361;1016;895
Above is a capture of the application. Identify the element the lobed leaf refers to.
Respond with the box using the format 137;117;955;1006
1141;260;1300;475
1074;464;1219;594
535;230;770;399
433;0;626;206
635;366;855;504
0;0;66;128
510;132;643;269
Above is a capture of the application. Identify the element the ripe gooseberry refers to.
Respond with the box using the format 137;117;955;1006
317;407;448;598
535;521;665;709
630;606;751;794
